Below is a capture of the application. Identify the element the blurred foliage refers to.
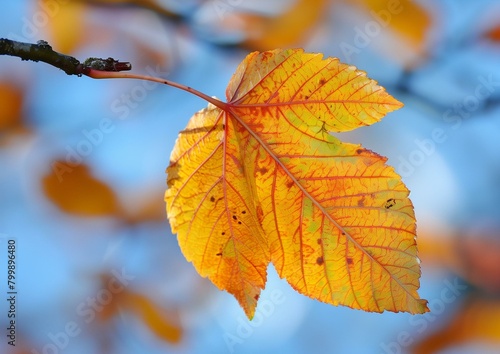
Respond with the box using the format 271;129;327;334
0;82;28;144
1;0;500;353
94;273;182;347
43;161;120;217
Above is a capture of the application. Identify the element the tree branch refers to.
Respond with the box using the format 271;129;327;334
0;38;226;109
0;38;131;76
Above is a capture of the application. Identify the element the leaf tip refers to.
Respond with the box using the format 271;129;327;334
240;297;258;321
393;96;404;110
416;298;430;314
245;311;255;321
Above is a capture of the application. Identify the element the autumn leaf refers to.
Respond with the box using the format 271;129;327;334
95;274;182;345
0;83;24;130
241;0;328;50
0;82;28;144
43;161;120;217
355;0;431;51
122;291;182;343
41;0;87;54
412;294;500;354
45;160;168;223
165;49;428;319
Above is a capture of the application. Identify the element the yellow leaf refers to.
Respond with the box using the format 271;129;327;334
355;0;431;55
124;292;182;344
166;105;269;318
43;161;119;217
165;49;428;318
242;0;328;50
42;0;87;54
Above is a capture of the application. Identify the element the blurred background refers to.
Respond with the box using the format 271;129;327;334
1;0;500;353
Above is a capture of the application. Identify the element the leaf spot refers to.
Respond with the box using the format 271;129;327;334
210;196;215;202
384;198;396;209
347;257;353;265
258;167;268;175
316;256;324;265
256;205;264;224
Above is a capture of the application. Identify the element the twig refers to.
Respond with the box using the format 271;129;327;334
0;38;131;76
0;38;226;109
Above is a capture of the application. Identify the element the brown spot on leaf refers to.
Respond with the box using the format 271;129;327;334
216;252;222;256
238;221;242;225
232;215;237;220
316;256;324;265
258;167;268;175
256;205;264;224
317;239;322;245
347;257;353;265
241;210;246;214
357;197;365;207
384;198;396;209
210;196;215;202
319;78;326;86
254;294;260;301
356;148;365;154
286;180;294;188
